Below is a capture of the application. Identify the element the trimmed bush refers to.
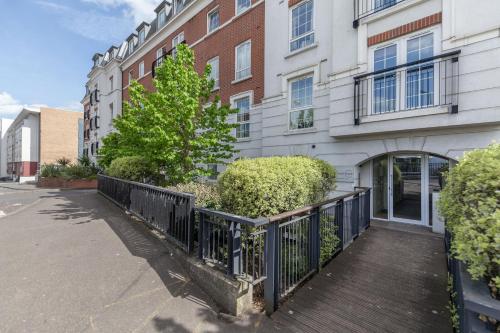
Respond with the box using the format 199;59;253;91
168;182;221;209
438;144;500;297
106;156;156;183
218;156;336;218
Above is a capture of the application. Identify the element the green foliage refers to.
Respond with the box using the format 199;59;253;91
106;156;157;183
447;273;460;331
168;182;221;209
40;164;62;178
99;44;238;185
218;156;336;218
320;215;341;264
61;164;97;180
56;157;71;166
438;143;500;296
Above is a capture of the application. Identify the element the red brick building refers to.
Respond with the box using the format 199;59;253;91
121;0;265;107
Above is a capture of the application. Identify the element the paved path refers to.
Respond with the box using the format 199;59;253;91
0;187;276;333
271;221;452;332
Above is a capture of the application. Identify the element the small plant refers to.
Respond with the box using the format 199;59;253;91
320;215;341;264
56;157;71;166
447;273;460;331
40;164;62;178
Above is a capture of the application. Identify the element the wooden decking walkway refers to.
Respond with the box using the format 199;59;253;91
271;221;452;333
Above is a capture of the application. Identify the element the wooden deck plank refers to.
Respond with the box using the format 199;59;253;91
272;222;452;333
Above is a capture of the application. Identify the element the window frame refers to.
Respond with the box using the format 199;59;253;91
128;70;133;85
172;32;185;58
289;0;315;52
288;75;314;131
128;40;134;54
234;40;252;81
207;56;220;90
138;29;145;45
158;8;167;28
109;76;114;91
139;61;145;78
235;0;251;16
230;91;253;140
207;7;220;33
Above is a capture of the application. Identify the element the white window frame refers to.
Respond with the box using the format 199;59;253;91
367;28;441;115
174;0;185;14
128;70;133;84
109;76;114;91
207;56;220;89
158;8;166;28
139;61;145;78
289;0;315;53
138;29;145;45
289;75;314;131
172;32;185;58
207;7;220;33
230;91;253;140
235;40;252;81
156;48;164;67
235;0;251;16
128;40;134;54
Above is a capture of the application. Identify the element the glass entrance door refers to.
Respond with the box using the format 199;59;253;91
390;155;423;222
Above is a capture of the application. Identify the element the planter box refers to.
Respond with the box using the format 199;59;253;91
38;177;97;189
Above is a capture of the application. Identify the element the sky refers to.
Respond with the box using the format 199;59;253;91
0;0;161;119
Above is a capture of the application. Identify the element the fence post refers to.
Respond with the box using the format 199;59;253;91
366;189;371;229
187;198;195;254
336;199;344;250
309;207;321;272
264;222;279;315
353;194;360;238
198;211;206;261
227;221;241;276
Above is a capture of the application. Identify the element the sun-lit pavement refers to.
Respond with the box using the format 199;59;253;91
0;186;277;332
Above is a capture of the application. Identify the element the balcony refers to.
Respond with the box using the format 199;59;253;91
353;0;406;28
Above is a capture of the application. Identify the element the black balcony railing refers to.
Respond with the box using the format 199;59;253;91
354;51;460;125
151;40;186;78
353;0;406;28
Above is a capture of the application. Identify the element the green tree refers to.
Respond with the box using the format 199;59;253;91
100;44;238;185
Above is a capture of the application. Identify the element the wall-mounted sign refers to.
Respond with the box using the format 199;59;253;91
336;167;354;182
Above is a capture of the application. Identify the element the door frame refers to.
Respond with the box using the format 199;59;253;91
369;153;430;226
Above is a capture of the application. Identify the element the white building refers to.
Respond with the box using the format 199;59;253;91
82;43;127;163
260;0;500;227
0;118;14;179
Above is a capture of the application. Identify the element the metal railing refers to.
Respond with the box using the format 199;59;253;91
445;230;500;333
151;40;187;78
98;174;196;253
354;51;460;125
353;0;406;28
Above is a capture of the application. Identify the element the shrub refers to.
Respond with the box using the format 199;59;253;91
168;182;221;209
106;156;157;183
56;157;71;166
438;143;500;297
218;156;336;218
40;164;62;178
61;164;97;180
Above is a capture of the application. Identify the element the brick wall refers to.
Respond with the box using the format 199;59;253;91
368;12;442;46
122;0;264;106
39;108;83;164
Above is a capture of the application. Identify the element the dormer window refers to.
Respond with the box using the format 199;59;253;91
158;8;167;28
138;29;145;45
174;0;185;14
128;40;134;54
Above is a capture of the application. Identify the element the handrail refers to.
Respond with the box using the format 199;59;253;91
97;174;195;199
354;50;461;80
268;187;370;223
196;207;269;227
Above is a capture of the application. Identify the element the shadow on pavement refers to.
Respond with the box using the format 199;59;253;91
36;190;275;332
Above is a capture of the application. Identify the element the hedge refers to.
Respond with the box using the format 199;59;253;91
218;156;336;218
106;156;156;183
168;182;221;210
438;144;500;297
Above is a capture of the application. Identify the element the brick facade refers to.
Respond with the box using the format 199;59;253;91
288;0;304;7
122;0;265;106
367;12;442;46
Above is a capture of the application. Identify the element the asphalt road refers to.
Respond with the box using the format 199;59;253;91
0;185;276;333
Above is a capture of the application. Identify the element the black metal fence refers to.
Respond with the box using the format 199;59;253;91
445;230;500;333
98;175;371;314
353;0;406;28
98;174;196;252
354;51;460;125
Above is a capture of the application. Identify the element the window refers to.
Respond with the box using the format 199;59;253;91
109;103;114;120
235;40;251;80
139;61;145;77
374;0;397;12
290;0;314;52
128;70;133;84
207;8;220;33
207;164;218;180
128;40;134;54
138;29;145;45
234;95;251;138
289;76;314;130
109;76;114;91
373;44;397;114
174;0;185;14
158;9;167;28
406;33;434;109
207;57;219;89
172;32;184;58
236;0;251;15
